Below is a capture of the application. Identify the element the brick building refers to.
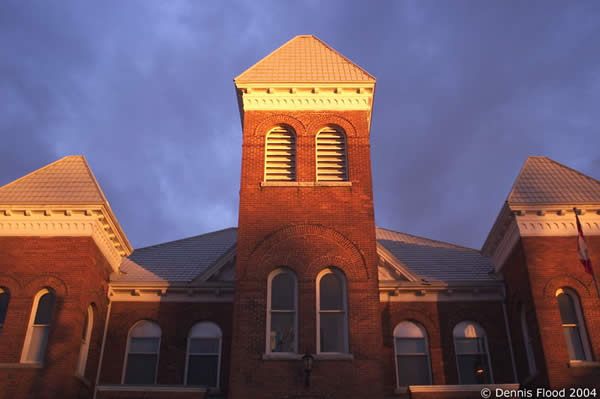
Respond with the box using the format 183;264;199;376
0;35;598;399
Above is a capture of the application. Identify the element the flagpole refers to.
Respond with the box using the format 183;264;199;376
574;207;600;299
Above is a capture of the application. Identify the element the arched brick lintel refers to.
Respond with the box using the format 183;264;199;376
542;275;592;298
254;114;306;137
244;224;369;281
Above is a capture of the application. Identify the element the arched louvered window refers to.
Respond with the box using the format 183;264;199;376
316;127;347;181
265;126;296;181
556;288;591;361
453;321;493;384
0;288;9;335
21;288;56;363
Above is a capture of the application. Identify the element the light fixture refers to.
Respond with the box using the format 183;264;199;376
302;352;313;387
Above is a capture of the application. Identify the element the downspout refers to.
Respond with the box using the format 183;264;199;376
502;294;519;383
93;299;112;399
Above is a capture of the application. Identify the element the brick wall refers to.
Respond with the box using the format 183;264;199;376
98;301;233;393
230;110;385;399
0;236;111;399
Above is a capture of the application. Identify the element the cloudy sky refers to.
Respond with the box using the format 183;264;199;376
1;1;599;250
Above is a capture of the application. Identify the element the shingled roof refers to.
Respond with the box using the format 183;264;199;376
115;228;238;283
0;156;107;204
235;35;375;83
376;227;496;282
507;156;600;205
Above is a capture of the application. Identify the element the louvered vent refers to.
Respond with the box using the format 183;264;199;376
265;127;296;181
316;128;348;181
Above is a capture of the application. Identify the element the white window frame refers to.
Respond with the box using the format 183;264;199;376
555;288;592;361
184;321;222;388
266;268;298;354
519;305;537;376
20;288;55;364
315;127;348;182
122;320;161;385
453;321;494;384
393;321;432;388
316;267;349;354
0;287;9;335
76;305;94;377
264;126;296;182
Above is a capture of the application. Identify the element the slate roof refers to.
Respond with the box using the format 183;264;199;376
235;35;375;83
376;227;496;281
507;156;600;205
114;228;238;283
0;156;107;204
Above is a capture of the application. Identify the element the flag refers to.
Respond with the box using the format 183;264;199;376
575;211;593;275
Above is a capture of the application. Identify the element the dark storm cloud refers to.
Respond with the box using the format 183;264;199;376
1;0;599;249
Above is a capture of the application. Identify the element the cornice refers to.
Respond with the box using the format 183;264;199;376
108;283;234;303
0;206;129;272
379;280;505;303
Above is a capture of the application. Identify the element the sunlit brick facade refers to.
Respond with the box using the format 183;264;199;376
0;35;599;399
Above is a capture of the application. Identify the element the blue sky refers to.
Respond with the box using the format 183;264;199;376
1;1;599;249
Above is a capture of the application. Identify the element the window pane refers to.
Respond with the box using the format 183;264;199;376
397;355;430;386
396;338;426;354
270;312;295;352
187;355;218;387
455;338;485;354
190;338;219;354
563;326;585;360
34;293;55;325
124;354;157;384
130;337;160;353
320;273;343;310
320;312;345;352
557;293;578;325
457;354;491;384
25;325;49;362
271;273;295;310
0;292;9;325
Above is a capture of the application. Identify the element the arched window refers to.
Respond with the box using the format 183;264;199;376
316;268;348;353
265;126;296;181
185;322;222;388
316;127;347;181
0;288;9;335
21;288;55;363
453;321;493;384
394;321;432;387
76;305;94;376
123;320;161;384
520;305;537;376
556;288;591;361
267;268;297;353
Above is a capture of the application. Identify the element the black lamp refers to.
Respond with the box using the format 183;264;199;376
302;352;313;387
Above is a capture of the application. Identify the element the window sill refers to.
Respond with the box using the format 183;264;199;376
0;362;43;369
260;181;352;187
313;353;354;360
262;353;303;360
407;384;520;393
568;360;600;368
96;385;210;393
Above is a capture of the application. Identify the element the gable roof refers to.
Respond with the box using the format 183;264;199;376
507;156;600;205
235;35;375;83
114;228;238;283
376;227;496;282
0;156;107;204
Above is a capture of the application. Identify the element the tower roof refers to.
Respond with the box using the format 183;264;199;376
0;156;108;204
235;35;375;83
507;156;600;205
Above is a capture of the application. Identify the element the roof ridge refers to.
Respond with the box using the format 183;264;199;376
309;35;375;81
133;227;238;252
376;226;478;252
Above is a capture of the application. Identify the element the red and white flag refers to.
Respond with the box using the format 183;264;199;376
575;211;593;275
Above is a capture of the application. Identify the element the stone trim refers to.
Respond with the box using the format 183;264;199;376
408;384;520;393
96;385;208;393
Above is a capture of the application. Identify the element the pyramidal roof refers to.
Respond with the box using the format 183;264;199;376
507;156;600;205
235;35;375;83
0;155;108;204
